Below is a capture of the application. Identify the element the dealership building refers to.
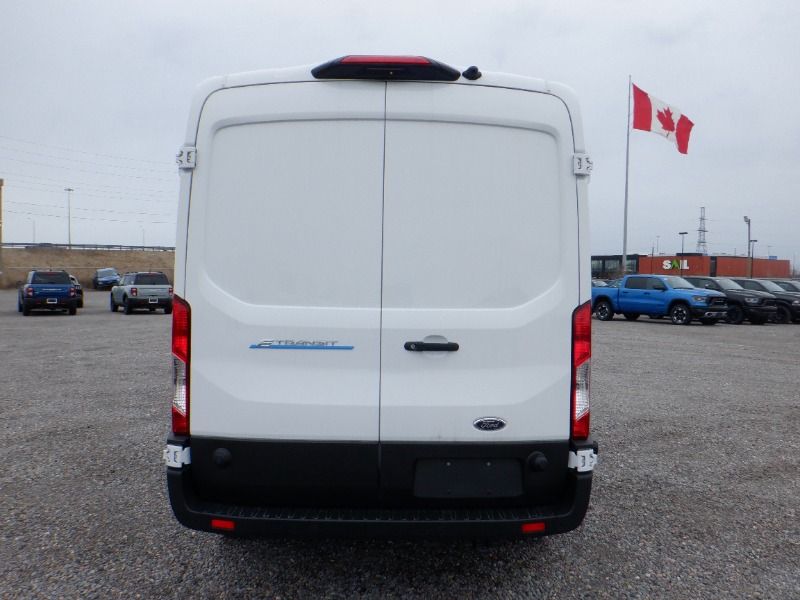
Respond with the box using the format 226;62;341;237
592;254;792;279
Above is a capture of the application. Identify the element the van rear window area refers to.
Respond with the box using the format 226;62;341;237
32;272;70;284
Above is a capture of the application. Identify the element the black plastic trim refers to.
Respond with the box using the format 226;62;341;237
166;437;596;538
167;466;592;539
312;56;461;81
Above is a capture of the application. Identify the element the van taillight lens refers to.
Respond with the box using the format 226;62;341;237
311;55;460;81
171;295;190;435
571;301;591;440
131;287;138;297
341;55;431;65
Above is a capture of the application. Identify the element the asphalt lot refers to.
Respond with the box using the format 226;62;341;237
1;289;798;599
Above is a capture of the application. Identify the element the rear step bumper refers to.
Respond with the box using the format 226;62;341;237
166;438;596;539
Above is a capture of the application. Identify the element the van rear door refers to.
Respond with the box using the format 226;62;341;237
185;82;385;446
379;82;579;444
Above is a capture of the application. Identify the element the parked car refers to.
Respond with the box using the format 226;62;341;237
110;272;173;314
684;276;776;324
69;275;84;309
591;274;728;325
730;278;800;324
763;279;800;294
17;270;78;316
92;268;120;290
164;56;597;539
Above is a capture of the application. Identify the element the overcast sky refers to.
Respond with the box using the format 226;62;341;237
1;1;798;265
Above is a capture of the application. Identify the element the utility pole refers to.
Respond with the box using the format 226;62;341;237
0;179;4;284
64;187;74;246
679;231;688;276
744;215;750;258
0;178;4;245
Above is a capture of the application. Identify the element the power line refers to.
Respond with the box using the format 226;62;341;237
0;133;175;167
0;170;175;195
0;144;175;175
6;208;175;225
0;154;176;182
6;199;174;218
4;183;176;204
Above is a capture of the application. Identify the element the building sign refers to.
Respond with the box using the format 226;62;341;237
662;259;689;270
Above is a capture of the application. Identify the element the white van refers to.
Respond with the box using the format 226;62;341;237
165;56;596;538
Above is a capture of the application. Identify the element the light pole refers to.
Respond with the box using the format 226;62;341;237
749;239;758;277
656;235;660;255
64;187;74;246
678;231;688;276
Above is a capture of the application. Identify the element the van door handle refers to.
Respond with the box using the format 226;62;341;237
404;341;459;352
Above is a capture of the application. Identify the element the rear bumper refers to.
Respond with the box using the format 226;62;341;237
23;298;76;309
166;437;596;539
127;297;172;308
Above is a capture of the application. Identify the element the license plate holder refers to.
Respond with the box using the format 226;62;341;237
46;298;58;304
413;458;523;499
148;297;158;304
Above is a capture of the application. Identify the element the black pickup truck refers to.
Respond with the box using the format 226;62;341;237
18;270;79;316
684;276;777;324
731;278;800;324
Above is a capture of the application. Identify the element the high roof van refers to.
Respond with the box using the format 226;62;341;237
165;56;597;538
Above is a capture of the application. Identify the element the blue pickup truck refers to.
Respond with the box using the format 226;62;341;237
591;274;728;325
17;270;79;316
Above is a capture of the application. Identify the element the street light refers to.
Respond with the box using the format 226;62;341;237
750;239;758;277
678;231;688;276
744;215;753;278
64;187;74;246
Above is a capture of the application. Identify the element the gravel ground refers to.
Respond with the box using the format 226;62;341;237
1;289;798;599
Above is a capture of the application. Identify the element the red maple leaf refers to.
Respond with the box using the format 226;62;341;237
657;107;676;132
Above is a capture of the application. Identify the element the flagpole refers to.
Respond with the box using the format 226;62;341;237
622;75;632;275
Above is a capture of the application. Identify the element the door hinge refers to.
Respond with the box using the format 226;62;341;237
176;146;197;170
573;153;593;177
568;448;597;472
164;444;191;468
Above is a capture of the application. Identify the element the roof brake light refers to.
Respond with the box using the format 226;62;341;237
312;55;460;82
340;55;430;65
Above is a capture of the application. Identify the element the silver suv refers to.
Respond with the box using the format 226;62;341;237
110;272;173;314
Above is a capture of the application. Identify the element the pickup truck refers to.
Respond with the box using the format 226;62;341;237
684;276;776;325
18;270;79;316
591;274;728;325
110;271;173;314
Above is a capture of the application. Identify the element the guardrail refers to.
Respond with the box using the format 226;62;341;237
1;243;175;252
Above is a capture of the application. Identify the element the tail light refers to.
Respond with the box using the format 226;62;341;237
168;287;174;296
25;286;34;297
131;287;138;297
69;287;76;297
171;295;191;435
571;301;591;440
312;55;460;81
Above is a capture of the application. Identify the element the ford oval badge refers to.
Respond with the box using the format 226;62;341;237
473;417;507;432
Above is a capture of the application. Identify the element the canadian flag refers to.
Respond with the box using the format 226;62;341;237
632;84;694;154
